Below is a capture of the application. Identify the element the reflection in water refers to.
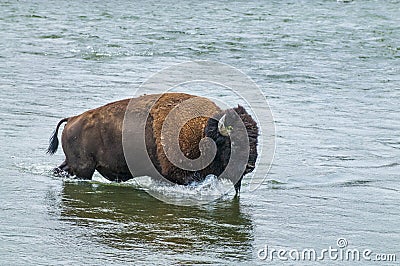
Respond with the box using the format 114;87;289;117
60;182;254;262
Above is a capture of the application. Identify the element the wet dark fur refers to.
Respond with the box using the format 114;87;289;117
202;105;259;193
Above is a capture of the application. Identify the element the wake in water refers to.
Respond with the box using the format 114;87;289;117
15;162;235;205
15;162;55;177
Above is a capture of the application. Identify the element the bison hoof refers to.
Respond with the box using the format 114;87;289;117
52;167;70;177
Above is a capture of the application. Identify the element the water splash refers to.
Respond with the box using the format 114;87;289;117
16;162;234;204
15;162;54;176
132;175;234;205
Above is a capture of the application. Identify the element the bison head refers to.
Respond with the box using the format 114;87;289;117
204;105;259;194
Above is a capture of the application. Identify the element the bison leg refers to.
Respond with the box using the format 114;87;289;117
69;159;96;180
59;160;67;169
96;166;133;182
74;168;95;179
53;160;71;177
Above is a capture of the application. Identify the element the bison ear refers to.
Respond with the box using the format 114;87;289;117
218;114;232;137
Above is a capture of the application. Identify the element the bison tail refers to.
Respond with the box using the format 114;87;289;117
47;118;69;155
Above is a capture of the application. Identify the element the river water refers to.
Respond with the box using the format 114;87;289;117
1;0;399;265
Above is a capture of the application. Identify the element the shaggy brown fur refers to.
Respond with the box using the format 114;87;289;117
48;93;258;193
149;93;221;184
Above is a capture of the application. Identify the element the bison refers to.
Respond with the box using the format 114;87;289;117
48;93;258;194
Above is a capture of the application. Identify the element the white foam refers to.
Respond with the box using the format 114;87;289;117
132;175;235;205
19;163;235;204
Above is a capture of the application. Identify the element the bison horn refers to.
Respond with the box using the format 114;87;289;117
218;114;232;137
